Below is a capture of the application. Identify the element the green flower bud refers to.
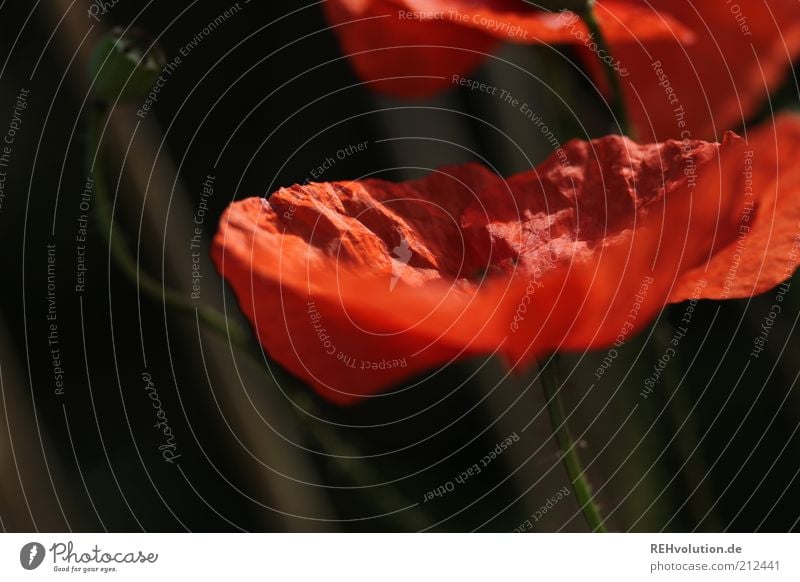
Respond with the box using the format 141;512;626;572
88;27;166;104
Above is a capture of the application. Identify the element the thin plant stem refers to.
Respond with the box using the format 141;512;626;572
86;104;428;530
580;0;634;138
85;105;252;350
540;357;607;532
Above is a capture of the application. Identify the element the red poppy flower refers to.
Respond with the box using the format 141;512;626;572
323;0;692;98
212;115;800;405
325;1;800;141
598;0;800;142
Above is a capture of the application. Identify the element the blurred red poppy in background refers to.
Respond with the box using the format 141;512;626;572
599;0;800;141
212;115;800;405
323;0;692;98
325;0;800;140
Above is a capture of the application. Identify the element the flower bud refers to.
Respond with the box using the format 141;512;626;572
88;27;166;104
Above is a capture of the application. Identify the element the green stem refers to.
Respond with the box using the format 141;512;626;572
579;0;634;138
86;104;428;530
540;357;607;532
85;105;252;350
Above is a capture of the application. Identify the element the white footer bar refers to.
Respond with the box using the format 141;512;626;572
1;533;796;581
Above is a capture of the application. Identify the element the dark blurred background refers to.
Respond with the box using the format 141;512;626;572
0;0;799;532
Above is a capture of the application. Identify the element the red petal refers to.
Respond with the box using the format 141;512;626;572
212;119;800;404
592;2;694;45
212;165;514;405
323;0;497;99
482;131;746;366
671;115;800;301
395;1;692;43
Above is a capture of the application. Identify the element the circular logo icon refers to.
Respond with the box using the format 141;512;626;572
20;542;45;570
